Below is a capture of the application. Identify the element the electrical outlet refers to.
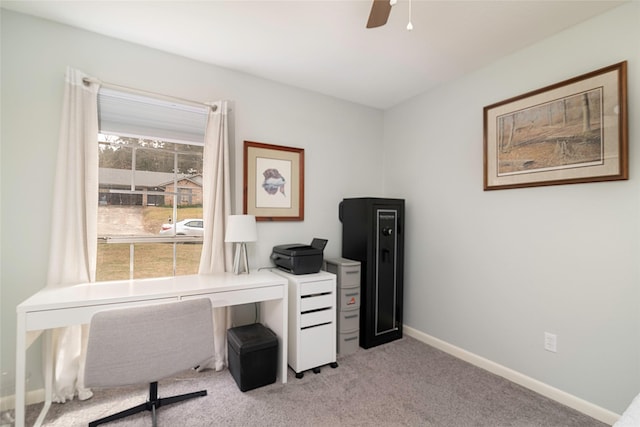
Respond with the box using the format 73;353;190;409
544;332;557;353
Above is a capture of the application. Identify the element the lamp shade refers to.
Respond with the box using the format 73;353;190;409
224;215;257;243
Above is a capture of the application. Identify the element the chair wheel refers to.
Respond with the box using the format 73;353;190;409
330;362;338;369
295;372;304;379
312;367;321;374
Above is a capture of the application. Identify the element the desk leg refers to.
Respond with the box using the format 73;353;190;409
261;295;288;384
33;330;53;426
15;325;53;427
15;314;26;427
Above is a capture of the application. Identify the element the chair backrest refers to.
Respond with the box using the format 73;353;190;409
84;298;214;388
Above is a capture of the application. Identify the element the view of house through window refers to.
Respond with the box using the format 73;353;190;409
97;133;204;281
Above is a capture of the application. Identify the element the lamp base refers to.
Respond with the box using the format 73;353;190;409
232;243;250;274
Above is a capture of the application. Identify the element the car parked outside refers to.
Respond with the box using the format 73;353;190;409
160;219;204;236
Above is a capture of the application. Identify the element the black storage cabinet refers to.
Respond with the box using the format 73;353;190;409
339;197;404;349
227;323;278;392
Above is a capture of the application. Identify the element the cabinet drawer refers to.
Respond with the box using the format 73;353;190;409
182;285;283;307
298;323;335;371
338;309;359;332
300;309;333;328
26;297;179;330
339;266;361;288
299;279;334;296
301;293;334;312
338;330;359;355
338;287;360;311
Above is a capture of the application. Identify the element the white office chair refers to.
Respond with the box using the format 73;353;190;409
84;298;215;427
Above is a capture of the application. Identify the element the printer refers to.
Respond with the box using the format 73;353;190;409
271;238;328;274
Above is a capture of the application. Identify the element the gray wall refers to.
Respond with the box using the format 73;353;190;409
0;10;383;399
384;1;639;414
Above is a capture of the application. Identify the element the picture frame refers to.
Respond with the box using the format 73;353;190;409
243;141;304;221
483;61;627;190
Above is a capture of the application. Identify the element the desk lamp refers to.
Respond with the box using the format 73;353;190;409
225;215;257;274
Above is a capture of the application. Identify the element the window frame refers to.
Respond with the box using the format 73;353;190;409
95;87;208;280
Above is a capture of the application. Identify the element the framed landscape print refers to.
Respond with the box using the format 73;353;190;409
243;141;304;221
483;61;627;190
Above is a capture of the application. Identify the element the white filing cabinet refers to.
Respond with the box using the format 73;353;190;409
273;270;338;378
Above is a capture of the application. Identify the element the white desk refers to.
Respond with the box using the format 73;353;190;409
15;271;288;427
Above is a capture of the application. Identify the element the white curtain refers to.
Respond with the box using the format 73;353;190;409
198;101;233;371
47;70;230;395
46;67;100;402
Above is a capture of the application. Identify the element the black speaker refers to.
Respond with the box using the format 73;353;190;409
339;197;404;349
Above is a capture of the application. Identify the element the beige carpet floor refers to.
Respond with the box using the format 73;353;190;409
24;336;607;426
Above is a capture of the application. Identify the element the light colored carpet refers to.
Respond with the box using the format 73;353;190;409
25;336;606;426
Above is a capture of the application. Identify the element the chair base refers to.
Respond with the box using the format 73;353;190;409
89;381;207;427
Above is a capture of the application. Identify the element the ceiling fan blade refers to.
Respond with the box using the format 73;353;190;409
366;0;392;28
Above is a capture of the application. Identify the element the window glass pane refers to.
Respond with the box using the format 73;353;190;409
176;243;203;276
135;144;176;173
177;148;204;176
96;132;204;281
99;135;133;170
133;244;175;279
131;243;202;279
96;242;203;281
96;244;130;282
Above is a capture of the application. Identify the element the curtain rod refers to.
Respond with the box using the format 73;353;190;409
82;77;220;112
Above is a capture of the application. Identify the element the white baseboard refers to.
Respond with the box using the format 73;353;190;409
0;388;44;412
403;325;621;426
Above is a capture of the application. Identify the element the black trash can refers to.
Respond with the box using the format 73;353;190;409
227;323;278;392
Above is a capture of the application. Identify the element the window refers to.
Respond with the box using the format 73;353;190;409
95;88;208;281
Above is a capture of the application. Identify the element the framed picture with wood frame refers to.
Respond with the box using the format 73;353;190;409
243;141;304;221
483;61;627;190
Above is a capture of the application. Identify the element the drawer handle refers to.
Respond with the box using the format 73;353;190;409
302;307;331;315
344;336;358;341
301;291;332;298
345;271;359;274
344;314;358;319
301;321;332;330
345;292;358;297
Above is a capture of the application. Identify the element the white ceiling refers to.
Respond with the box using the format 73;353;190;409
1;0;626;109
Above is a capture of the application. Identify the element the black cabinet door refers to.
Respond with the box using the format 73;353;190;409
340;197;404;349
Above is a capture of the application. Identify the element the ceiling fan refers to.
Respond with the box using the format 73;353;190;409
366;0;396;28
366;0;412;30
